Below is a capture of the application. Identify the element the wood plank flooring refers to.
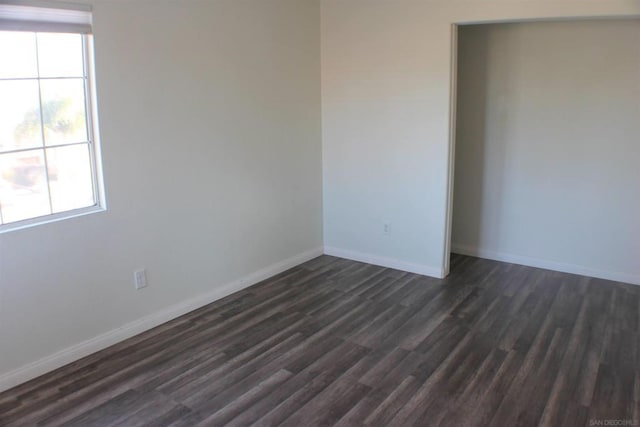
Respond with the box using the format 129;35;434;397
1;254;639;426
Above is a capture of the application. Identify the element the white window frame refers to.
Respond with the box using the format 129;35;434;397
0;5;106;233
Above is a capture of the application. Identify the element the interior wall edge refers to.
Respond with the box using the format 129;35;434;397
0;246;324;393
451;244;640;286
324;246;445;279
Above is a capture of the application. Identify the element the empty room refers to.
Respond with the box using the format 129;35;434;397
0;0;639;426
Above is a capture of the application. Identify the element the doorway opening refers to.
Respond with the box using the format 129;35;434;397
446;18;640;285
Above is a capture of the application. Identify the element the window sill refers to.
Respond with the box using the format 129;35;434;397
0;205;106;234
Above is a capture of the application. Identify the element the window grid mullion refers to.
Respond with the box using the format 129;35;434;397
0;76;87;82
0;141;91;156
34;33;55;216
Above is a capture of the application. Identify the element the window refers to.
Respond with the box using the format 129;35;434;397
0;3;103;231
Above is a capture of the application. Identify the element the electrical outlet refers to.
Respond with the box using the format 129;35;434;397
134;269;147;290
383;222;391;235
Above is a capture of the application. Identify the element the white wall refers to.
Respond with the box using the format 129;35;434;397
0;0;322;390
452;20;640;284
321;0;640;277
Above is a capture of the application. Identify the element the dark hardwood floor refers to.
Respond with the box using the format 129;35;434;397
1;254;639;426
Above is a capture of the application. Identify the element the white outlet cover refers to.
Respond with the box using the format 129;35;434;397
134;269;147;289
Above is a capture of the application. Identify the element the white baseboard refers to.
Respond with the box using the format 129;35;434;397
0;246;324;393
452;244;640;286
324;246;444;279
